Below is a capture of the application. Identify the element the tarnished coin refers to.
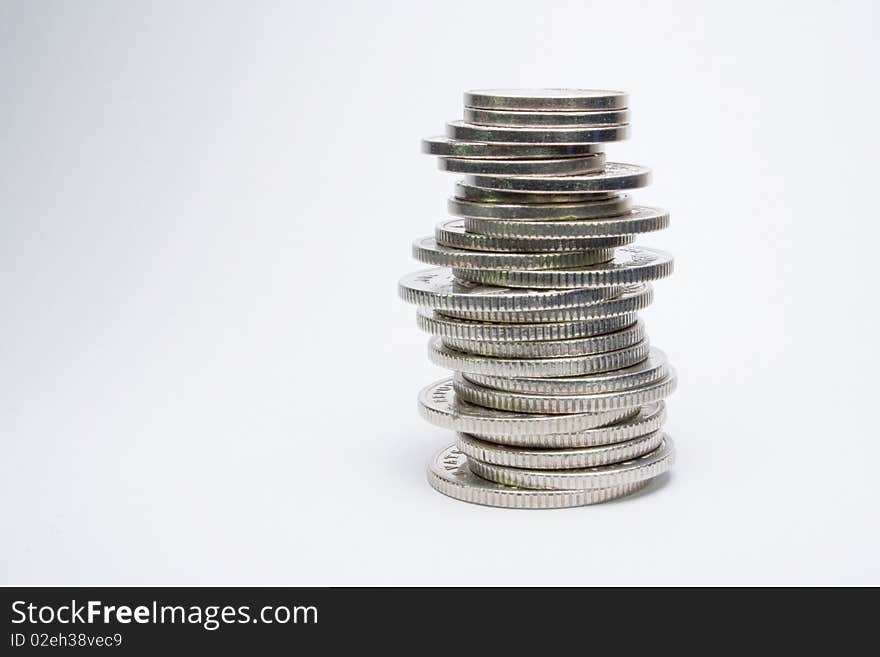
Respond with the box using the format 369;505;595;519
428;337;649;377
464;107;630;128
442;319;644;358
462;206;669;238
448;194;632;221
413;237;613;270
438;154;605;176
466;162;650;193
435;219;633;253
428;446;648;509
453;370;677;414
448;121;629;144
466;347;670;394
454;247;673;289
455;182;619;204
417;378;636;439
421;136;602;160
441;283;652;322
456;429;664;470
398;268;621;313
464;88;628;111
416;309;638;342
468;437;674;490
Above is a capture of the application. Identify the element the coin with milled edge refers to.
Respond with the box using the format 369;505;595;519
464;107;630;128
456;429;664;470
438;154;605;176
435;220;633;253
428;446;648;509
421;136;603;159
441;283;652;322
455;182;619;204
413;237;614;270
442;319;644;358
448;121;629;144
466;347;670;394
463;206;668;238
416;309;637;342
467;162;650;193
428;337;649;377
454;247;673;289
417;378;637;439
464;88;628;111
448;195;632;222
468;437;674;490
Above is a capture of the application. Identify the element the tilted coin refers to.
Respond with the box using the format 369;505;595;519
398;269;622;313
413;237;613;270
462;206;669;238
456;429;664;470
435;219;633;253
464;107;630;128
468;436;674;490
428;446;647;509
448;194;632;221
466;162;650;193
441;283;652;322
453;246;673;289
438;154;605;176
464;88;628;111
428;337;649;377
466;347;670;394
453;370;677;414
417;378;636;439
421;136;602;159
416;309;637;342
455;182;619;204
448;120;629;144
442;319;644;358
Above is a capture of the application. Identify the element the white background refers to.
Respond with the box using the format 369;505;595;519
2;0;878;585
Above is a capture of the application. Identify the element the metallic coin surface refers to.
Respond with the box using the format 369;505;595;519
428;445;648;509
456;428;664;469
462;206;669;237
438;154;605;176
413;237;614;270
428;337;649;377
421;136;602;159
468;437;674;490
464;88;628;111
466;162;650;193
453;246;673;289
435;219;633;253
455;182;619;204
448;120;630;144
448;194;632;221
464;107;630;128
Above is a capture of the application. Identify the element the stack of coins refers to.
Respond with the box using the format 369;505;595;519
399;89;676;509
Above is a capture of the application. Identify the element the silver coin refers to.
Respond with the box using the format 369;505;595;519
455;182;619;204
428;337;649;377
413;237;614;270
435;219;633;253
416;309;637;342
441;283;652;322
453;370;677;414
464;88;628;111
442;319;644;358
398;268;622;313
464;107;630;128
466;347;670;394
454;246;673;289
448;194;632;221
456;429;664;470
421;136;603;159
466;162;650;193
468;437;674;490
418;378;637;439
463;206;669;238
428;446;648;509
438;154;605;176
448;121;629;144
